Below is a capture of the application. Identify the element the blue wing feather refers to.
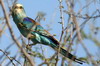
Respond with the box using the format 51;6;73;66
23;17;50;36
24;17;32;23
23;17;59;45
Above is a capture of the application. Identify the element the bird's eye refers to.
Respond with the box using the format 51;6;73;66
20;6;23;9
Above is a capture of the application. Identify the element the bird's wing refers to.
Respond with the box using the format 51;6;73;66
23;17;59;45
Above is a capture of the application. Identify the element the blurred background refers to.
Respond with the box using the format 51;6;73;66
0;0;100;66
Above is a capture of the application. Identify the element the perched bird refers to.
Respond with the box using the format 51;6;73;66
12;3;84;64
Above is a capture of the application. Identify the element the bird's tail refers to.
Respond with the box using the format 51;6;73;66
59;48;85;64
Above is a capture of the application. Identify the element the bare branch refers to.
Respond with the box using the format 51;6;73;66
55;0;65;65
0;49;16;66
0;0;35;66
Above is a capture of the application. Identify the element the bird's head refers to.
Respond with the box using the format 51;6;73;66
12;3;25;15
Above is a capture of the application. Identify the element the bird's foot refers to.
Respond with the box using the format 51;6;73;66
26;43;36;48
26;43;36;49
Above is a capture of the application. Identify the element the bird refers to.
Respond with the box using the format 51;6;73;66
11;3;84;64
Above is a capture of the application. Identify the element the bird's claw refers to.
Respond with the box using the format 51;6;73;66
26;43;36;49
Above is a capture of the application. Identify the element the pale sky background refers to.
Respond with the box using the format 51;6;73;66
0;0;100;66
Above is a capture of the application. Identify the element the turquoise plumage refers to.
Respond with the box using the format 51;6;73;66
12;4;84;64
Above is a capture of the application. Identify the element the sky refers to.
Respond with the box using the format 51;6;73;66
0;0;100;66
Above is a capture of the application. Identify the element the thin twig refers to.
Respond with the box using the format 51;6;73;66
55;0;65;65
72;10;98;42
0;49;16;66
64;10;100;19
72;11;98;66
65;0;98;65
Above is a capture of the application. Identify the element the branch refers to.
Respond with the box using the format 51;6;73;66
55;0;65;65
0;49;16;66
0;0;35;66
71;10;98;66
65;0;98;65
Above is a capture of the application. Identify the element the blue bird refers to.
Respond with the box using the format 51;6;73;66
12;4;84;64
